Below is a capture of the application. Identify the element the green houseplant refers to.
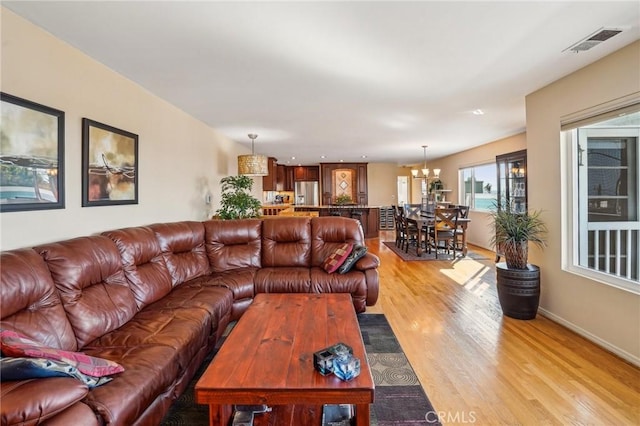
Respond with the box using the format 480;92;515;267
335;194;353;205
428;179;444;194
215;175;262;219
490;201;547;269
490;201;547;320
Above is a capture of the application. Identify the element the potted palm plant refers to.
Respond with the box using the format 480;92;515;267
490;201;547;319
215;175;262;219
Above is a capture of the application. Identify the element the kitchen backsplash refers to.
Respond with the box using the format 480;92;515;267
263;191;294;204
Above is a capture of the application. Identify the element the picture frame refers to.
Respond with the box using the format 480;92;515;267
82;118;138;207
0;92;65;212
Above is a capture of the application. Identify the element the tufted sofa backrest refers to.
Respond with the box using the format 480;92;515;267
311;217;364;267
203;219;262;272
261;217;312;267
0;248;79;351
35;236;138;349
149;221;209;287
102;226;174;310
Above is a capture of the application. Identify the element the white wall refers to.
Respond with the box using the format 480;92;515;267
526;40;640;363
0;8;257;250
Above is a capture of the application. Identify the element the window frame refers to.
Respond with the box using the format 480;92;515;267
561;99;640;295
458;162;497;212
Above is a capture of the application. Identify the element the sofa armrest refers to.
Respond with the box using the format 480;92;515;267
353;253;379;307
0;377;91;425
353;252;380;271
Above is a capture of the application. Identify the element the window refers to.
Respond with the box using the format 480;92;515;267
562;103;640;292
458;163;497;211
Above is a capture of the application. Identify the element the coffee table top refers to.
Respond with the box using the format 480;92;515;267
195;293;374;406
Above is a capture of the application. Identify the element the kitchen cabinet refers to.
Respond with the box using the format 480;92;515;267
293;166;320;181
262;157;278;191
284;166;294;191
320;163;368;206
276;165;286;191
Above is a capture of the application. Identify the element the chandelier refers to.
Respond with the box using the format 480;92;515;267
237;133;268;176
411;145;440;180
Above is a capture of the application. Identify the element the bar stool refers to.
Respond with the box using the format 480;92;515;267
350;207;364;225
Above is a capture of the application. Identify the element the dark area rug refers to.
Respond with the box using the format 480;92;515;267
160;313;439;425
382;241;489;262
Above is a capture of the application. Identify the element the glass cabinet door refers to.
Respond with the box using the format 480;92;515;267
496;149;528;213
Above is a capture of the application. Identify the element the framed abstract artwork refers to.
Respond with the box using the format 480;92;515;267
0;92;65;212
82;118;138;207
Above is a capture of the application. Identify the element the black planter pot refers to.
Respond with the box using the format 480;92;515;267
496;263;540;320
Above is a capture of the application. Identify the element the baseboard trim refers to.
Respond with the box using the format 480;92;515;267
538;307;640;367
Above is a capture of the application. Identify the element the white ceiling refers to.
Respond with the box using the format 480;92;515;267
4;1;639;166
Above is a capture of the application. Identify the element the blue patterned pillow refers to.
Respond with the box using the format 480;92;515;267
338;244;368;274
0;357;113;388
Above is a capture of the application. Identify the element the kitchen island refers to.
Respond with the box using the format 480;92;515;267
293;205;379;238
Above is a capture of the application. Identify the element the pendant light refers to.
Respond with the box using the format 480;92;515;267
411;145;440;179
237;133;268;176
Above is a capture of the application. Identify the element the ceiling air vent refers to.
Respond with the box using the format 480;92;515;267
564;28;623;53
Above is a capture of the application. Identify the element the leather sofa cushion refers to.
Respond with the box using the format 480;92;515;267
35;236;138;349
81;344;181;426
204;219;262;271
310;267;367;313
146;282;233;343
0;377;90;426
43;401;99;426
103;226;173;309
143;277;233;319
254;267;312;293
88;308;209;375
208;268;256;301
261;217;311;267
0;249;78;352
150;222;209;286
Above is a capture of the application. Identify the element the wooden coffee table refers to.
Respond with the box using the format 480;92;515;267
195;293;374;426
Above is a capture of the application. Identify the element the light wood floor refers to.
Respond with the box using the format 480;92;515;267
365;232;639;425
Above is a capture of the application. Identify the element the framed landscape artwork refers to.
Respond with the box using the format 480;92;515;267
0;92;65;212
82;118;138;207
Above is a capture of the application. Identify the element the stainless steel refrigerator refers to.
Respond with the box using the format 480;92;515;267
294;181;319;206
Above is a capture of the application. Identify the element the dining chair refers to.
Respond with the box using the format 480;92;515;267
428;207;459;259
329;204;342;216
400;210;421;254
421;200;436;216
451;205;469;255
350;205;364;226
394;208;404;248
394;207;419;252
404;203;422;217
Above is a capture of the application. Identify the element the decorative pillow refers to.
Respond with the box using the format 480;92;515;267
0;330;124;377
0;357;113;388
322;243;354;274
338;244;368;274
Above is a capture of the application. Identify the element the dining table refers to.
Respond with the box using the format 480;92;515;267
404;213;471;257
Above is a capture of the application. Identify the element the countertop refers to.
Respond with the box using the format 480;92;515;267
292;205;381;209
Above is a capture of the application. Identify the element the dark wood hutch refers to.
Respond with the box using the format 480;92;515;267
320;162;368;206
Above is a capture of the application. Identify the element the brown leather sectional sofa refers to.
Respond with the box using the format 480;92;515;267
0;216;379;426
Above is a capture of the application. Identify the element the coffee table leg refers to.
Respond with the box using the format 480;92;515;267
355;403;370;426
209;404;232;426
